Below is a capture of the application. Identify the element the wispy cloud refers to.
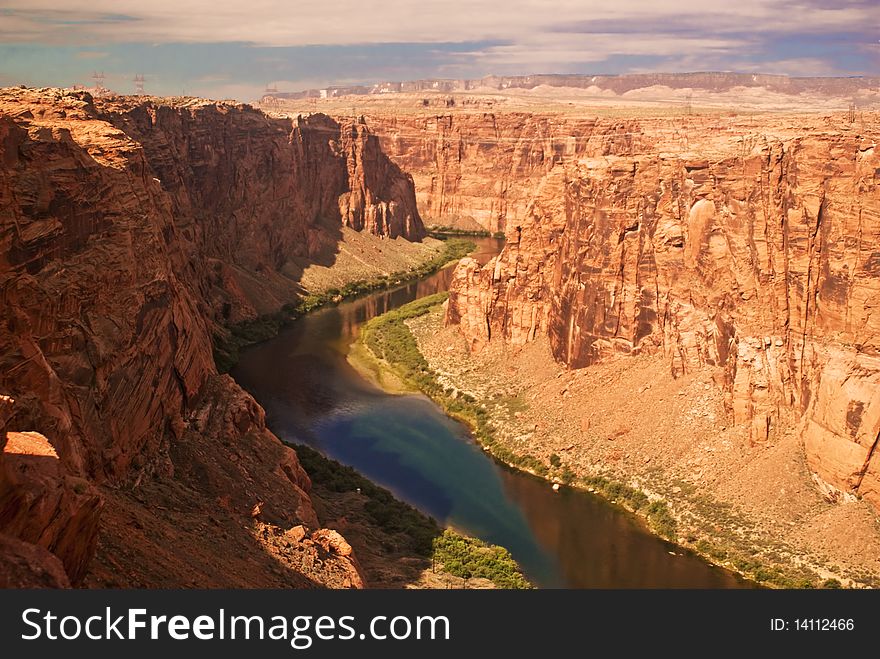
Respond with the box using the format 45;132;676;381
193;73;229;83
0;1;876;99
1;1;877;46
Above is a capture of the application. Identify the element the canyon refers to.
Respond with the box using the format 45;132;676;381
270;88;880;584
2;79;880;588
366;105;878;584
0;87;424;587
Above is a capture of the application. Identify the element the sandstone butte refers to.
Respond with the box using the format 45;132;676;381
0;87;423;587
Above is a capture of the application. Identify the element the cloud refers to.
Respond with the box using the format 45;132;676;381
0;1;876;47
453;33;749;72
741;57;842;76
74;50;109;59
193;73;230;83
0;1;876;98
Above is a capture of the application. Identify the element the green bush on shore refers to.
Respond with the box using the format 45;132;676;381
426;225;506;240
428;227;491;238
579;474;677;541
432;529;532;589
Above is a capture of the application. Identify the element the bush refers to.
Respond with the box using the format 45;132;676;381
579;475;677;541
431;529;532;589
560;466;576;485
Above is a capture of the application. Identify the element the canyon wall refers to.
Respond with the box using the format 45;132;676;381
369;113;619;232
446;112;880;508
105;100;424;323
0;87;423;586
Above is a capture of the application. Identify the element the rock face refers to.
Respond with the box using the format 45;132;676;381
81;375;365;589
0;533;70;588
0;87;424;586
447;112;880;509
369;114;604;233
103;105;424;323
0;429;102;584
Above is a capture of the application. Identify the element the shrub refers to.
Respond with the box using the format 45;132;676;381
431;529;532;589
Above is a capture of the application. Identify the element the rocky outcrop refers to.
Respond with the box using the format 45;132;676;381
0;95;216;482
1;88;423;481
0;533;70;588
447;112;880;509
369;114;613;233
0;429;102;584
80;375;366;589
0;87;422;587
310;528;366;589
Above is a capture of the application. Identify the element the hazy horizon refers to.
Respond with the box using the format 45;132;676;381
1;1;878;100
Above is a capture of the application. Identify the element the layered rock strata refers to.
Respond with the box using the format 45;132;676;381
446;112;880;508
368;113;603;233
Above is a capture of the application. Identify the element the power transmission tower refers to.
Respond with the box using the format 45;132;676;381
133;74;145;95
91;71;106;95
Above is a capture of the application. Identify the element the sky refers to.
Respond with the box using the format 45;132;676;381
0;1;877;101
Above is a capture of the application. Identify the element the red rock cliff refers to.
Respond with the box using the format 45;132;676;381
103;101;424;323
0;87;424;586
369;113;615;232
447;112;880;509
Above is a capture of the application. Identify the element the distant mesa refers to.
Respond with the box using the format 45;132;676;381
267;72;880;104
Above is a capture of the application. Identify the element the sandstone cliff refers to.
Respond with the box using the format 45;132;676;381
0;428;102;585
446;112;880;509
369;113;603;233
0;87;424;586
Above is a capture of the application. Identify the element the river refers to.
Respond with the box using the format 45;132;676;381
232;238;751;588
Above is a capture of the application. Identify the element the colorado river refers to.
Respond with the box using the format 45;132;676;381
232;238;750;588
